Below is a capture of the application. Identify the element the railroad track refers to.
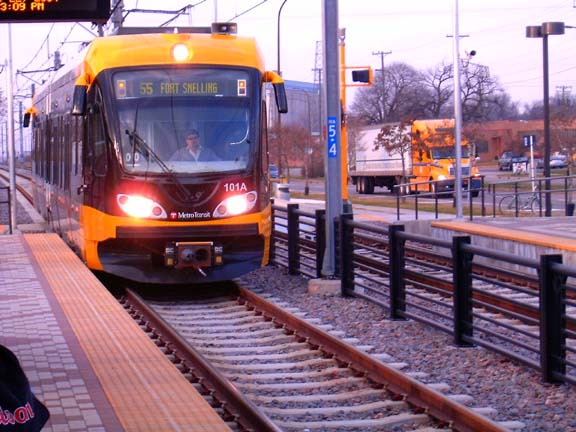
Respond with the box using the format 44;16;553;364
274;226;576;378
279;224;576;328
122;285;516;432
0;167;34;204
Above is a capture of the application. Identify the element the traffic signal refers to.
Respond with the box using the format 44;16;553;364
352;68;373;84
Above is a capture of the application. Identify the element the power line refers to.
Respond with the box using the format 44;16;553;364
225;0;271;22
19;23;56;72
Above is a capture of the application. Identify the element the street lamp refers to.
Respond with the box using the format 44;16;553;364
275;0;288;177
526;22;565;217
277;0;288;76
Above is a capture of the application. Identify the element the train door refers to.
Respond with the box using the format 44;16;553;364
49;118;61;233
83;87;108;211
60;116;73;243
69;117;84;249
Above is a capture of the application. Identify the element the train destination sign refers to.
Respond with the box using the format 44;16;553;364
0;0;110;23
114;70;250;99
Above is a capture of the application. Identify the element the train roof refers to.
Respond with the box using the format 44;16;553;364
56;29;264;89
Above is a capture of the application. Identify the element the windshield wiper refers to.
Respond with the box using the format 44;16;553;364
125;129;166;168
125;129;194;202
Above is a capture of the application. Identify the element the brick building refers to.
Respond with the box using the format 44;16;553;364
470;119;576;162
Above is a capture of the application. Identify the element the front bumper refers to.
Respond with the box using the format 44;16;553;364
97;224;265;284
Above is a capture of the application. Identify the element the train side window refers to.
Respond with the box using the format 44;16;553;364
86;89;107;177
261;100;268;174
50;121;57;185
74;118;81;177
64;118;71;191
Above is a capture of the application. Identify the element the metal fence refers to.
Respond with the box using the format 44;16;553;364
393;174;576;220
0;187;12;234
271;202;576;384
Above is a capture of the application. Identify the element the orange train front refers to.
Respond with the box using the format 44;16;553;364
27;23;287;284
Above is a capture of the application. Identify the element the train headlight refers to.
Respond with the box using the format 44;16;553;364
172;43;190;62
213;192;257;218
437;175;447;181
117;194;167;219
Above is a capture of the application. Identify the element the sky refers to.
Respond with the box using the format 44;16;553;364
1;0;576;108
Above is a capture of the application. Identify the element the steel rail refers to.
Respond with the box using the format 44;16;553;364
239;287;508;432
123;288;283;432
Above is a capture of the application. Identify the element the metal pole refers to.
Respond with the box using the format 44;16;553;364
18;101;24;163
452;0;463;220
526;22;565;216
6;25;17;232
277;0;288;76
321;0;342;277
530;138;536;191
304;92;311;195
338;28;352;213
276;0;288;175
372;50;391;108
542;34;552;216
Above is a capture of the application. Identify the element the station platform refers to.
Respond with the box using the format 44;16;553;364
430;216;576;267
0;233;230;432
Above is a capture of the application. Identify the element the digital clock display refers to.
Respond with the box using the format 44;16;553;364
0;0;110;23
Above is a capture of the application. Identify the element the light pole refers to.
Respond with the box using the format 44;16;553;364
452;0;464;220
526;22;565;217
275;0;288;177
277;0;288;76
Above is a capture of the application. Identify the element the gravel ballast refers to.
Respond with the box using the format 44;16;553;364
9;182;575;431
239;265;576;431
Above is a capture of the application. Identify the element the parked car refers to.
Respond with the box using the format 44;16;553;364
268;163;279;178
498;151;528;171
550;154;568;169
536;154;568;169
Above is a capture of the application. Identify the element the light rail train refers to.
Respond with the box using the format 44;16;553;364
25;23;287;284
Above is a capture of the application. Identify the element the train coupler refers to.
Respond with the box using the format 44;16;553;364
164;242;223;271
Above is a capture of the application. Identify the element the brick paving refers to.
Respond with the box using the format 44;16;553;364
0;235;118;431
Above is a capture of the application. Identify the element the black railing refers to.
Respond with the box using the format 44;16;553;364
271;202;576;384
393;176;486;220
0;187;12;234
392;174;576;220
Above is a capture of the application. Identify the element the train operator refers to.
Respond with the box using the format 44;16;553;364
170;130;221;162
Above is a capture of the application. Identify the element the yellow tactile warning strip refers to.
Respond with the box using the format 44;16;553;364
431;220;576;252
24;233;231;432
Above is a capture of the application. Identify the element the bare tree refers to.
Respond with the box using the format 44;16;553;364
460;62;507;122
351;60;518;125
422;62;453;119
350;62;428;124
384;63;428;121
349;76;387;125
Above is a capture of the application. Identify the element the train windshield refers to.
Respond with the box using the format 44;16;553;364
431;146;469;159
111;68;256;175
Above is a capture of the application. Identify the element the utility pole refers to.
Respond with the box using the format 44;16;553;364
6;25;17;232
371;50;391;83
452;0;463;220
321;0;342;277
372;50;391;121
555;85;572;102
111;0;124;32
